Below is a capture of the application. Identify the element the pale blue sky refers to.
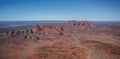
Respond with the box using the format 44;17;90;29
0;0;120;21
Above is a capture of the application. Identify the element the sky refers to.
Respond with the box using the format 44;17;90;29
0;0;120;21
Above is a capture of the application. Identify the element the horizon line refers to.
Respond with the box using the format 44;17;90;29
0;20;120;21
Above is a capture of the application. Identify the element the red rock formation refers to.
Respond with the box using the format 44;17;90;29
78;21;95;30
65;20;95;31
51;24;61;31
13;31;20;36
3;24;63;36
1;20;120;59
4;31;14;36
8;31;14;36
41;29;50;36
66;20;78;27
39;24;63;36
32;25;41;33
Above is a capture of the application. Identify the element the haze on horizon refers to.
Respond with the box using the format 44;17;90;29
0;0;120;21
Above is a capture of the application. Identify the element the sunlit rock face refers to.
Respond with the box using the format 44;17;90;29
66;20;95;31
32;24;63;36
78;21;95;30
41;24;63;36
32;25;41;33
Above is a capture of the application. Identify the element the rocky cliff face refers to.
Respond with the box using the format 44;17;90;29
66;20;95;31
78;21;95;30
3;24;64;37
32;24;63;36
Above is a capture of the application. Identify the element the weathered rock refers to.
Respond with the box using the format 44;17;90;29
32;25;40;33
13;31;20;36
78;21;95;30
8;31;14;36
38;24;63;36
41;29;50;36
66;20;78;27
51;24;63;31
3;31;14;36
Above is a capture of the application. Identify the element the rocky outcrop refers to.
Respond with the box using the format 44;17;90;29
3;24;63;37
3;31;14;36
66;20;78;27
3;20;95;37
32;25;41;33
77;21;95;30
78;21;94;27
13;31;20;36
3;29;32;36
22;29;33;34
1;20;119;59
40;24;63;36
66;20;95;31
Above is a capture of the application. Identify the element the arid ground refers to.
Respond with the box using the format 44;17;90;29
0;21;120;59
